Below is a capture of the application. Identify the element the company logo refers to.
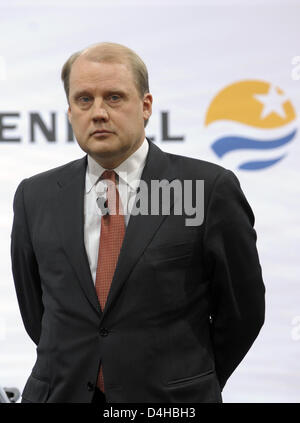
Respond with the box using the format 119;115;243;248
0;111;183;144
205;80;297;170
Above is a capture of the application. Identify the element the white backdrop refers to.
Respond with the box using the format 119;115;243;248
0;0;299;402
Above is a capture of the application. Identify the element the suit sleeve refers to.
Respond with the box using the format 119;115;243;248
203;169;265;391
11;179;43;345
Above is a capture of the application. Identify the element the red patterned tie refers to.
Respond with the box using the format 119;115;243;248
95;170;125;393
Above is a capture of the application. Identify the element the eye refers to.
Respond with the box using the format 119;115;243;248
78;96;91;103
108;94;121;102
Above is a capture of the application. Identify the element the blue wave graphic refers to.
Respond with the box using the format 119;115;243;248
239;155;286;170
212;129;297;158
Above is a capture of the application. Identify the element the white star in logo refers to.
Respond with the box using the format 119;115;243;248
254;84;288;119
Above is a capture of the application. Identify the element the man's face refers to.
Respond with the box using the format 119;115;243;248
68;58;152;168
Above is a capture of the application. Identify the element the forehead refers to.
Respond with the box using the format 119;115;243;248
69;58;136;94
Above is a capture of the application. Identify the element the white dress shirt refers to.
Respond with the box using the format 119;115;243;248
84;138;149;284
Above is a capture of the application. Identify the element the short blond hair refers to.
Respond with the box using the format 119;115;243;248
61;42;150;101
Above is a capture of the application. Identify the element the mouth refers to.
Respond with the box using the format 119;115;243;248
91;130;113;136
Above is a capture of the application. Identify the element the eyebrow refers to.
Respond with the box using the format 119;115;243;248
72;90;92;99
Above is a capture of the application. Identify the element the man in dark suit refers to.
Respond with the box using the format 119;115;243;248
11;42;265;403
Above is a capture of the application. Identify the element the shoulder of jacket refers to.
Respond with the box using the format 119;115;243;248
24;156;86;185
164;151;229;181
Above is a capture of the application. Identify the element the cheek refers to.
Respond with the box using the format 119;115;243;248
71;115;88;133
122;107;144;128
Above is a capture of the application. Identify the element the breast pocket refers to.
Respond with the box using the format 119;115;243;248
145;241;194;264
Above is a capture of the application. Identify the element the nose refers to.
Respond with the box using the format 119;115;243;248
91;99;109;123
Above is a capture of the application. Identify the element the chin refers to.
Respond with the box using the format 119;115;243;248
87;140;117;154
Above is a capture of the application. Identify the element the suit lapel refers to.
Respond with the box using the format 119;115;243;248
55;156;102;316
54;140;176;320
102;140;176;318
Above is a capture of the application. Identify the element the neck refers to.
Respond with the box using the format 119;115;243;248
90;137;145;169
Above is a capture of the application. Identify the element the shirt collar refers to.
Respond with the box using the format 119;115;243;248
85;138;149;194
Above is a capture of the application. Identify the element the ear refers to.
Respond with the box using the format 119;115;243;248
143;93;153;121
67;106;72;124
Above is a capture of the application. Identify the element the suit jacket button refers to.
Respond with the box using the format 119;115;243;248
100;327;109;337
87;382;94;391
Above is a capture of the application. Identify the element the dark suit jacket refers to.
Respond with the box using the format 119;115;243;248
11;139;265;403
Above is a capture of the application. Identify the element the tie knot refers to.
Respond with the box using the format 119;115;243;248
101;170;116;183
